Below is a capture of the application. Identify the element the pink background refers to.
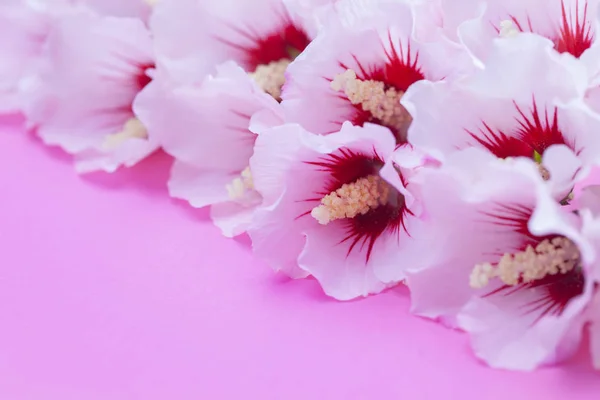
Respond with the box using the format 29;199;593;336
1;114;599;399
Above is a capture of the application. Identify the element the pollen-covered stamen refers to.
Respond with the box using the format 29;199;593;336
144;0;159;6
311;174;391;225
102;117;148;150
331;69;412;139
470;236;580;289
226;166;254;201
499;20;520;38
249;59;290;102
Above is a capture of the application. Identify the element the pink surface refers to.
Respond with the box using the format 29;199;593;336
0;115;599;399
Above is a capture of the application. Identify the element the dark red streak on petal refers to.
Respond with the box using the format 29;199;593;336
216;11;310;72
305;148;384;194
485;261;585;324
377;31;425;92
468;100;571;160
134;63;155;91
523;266;585;319
477;203;547;260
505;1;593;58
555;0;594;58
100;56;154;113
243;23;310;70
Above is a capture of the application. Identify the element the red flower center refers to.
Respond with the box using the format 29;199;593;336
243;23;311;71
215;12;310;102
135;63;155;92
504;0;593;58
303;148;412;261
481;204;585;321
467;100;572;160
522;266;585;318
555;0;594;58
218;15;310;72
336;32;426;144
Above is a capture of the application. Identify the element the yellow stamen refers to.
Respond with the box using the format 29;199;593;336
102;117;147;150
311;174;390;225
227;166;254;201
249;59;291;102
470;236;580;289
331;69;412;139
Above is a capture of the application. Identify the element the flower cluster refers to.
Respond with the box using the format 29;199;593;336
4;0;600;371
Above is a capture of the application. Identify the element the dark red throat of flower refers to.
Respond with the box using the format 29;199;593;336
524;266;585;318
482;205;585;321
504;1;593;58
303;148;412;262
468;100;570;160
218;16;310;72
338;32;425;145
486;255;585;322
555;0;594;58
133;62;154;91
127;62;154;113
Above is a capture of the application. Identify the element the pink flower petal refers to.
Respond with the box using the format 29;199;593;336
137;61;278;173
135;61;280;236
23;8;157;172
0;0;64;112
150;0;314;83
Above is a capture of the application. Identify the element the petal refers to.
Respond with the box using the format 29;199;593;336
579;185;600;217
136;61;282;237
248;123;338;279
136;61;278;173
211;201;261;238
150;0;313;83
542;144;582;198
0;1;58;112
588;290;600;369
168;161;234;209
299;223;390;299
457;281;591;370
432;0;485;43
74;136;158;173
83;0;152;20
23;8;155;171
283;0;337;34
